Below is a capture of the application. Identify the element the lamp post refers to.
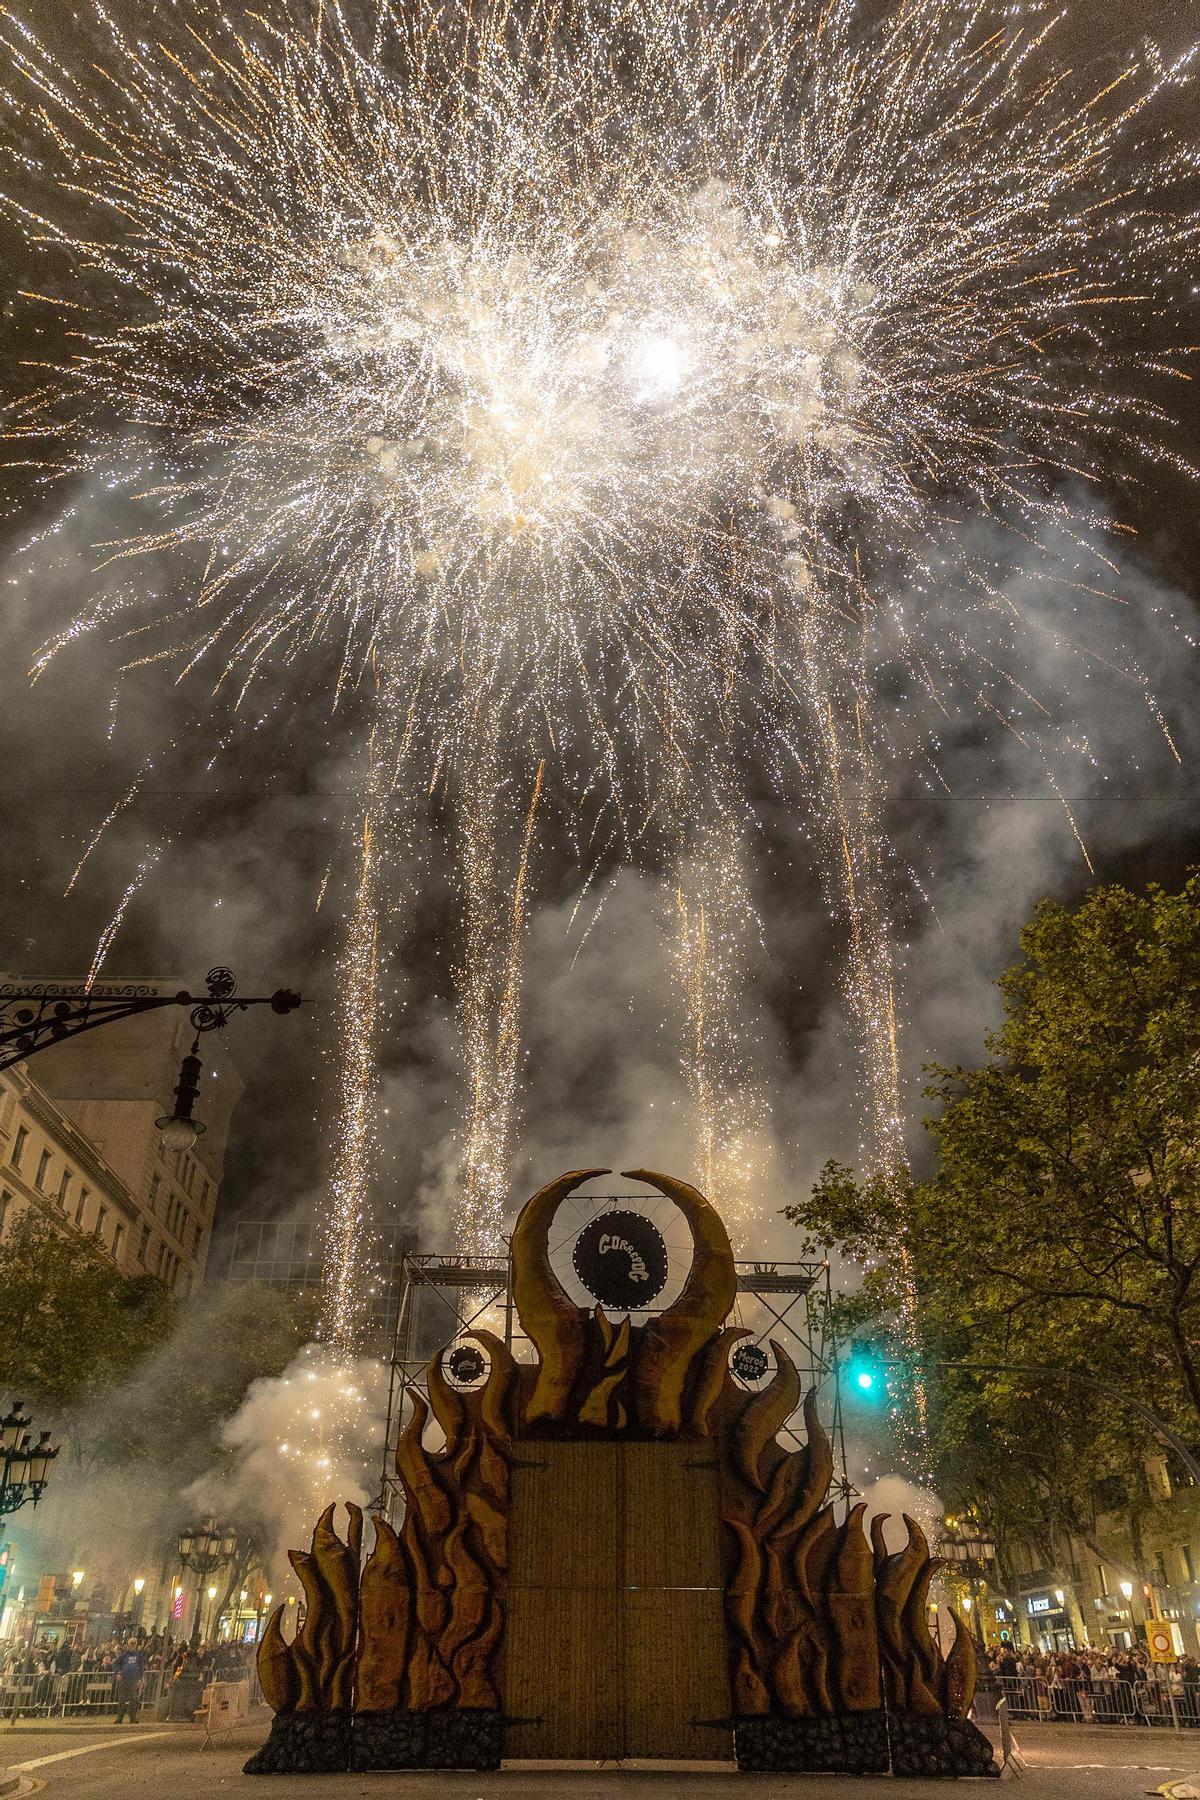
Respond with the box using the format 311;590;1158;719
940;1515;994;1651
0;968;301;1148
176;1521;237;1649
0;1401;59;1516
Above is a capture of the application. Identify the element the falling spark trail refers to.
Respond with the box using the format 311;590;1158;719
85;838;170;990
323;811;381;1355
672;826;770;1248
457;740;545;1260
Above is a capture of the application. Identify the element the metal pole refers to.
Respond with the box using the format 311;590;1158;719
503;1239;515;1354
374;1274;411;1517
191;1568;205;1650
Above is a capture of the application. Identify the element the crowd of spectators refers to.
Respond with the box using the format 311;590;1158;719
985;1642;1200;1724
0;1631;257;1718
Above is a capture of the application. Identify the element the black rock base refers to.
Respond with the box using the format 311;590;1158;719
350;1710;425;1770
423;1709;503;1770
350;1708;501;1772
243;1710;352;1774
734;1711;890;1774
245;1708;503;1775
888;1710;999;1778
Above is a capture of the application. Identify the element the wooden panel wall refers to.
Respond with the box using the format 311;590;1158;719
505;1439;732;1762
506;1445;621;1760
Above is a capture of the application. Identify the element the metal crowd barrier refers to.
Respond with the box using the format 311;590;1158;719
0;1668;168;1718
994;1672;1200;1730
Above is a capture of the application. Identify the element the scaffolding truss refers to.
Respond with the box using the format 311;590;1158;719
374;1201;851;1523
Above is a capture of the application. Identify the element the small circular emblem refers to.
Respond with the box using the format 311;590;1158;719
446;1342;487;1386
732;1342;770;1384
572;1209;669;1310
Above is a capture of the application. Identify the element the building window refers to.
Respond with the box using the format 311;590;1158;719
58;1169;71;1209
0;1190;9;1235
1182;1545;1196;1584
112;1222;126;1262
75;1186;89;1227
35;1148;51;1191
9;1126;27;1169
149;1173;160;1209
95;1203;109;1242
137;1223;151;1262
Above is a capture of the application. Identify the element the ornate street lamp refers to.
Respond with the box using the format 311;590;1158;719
0;1401;58;1516
0;967;301;1149
177;1519;238;1648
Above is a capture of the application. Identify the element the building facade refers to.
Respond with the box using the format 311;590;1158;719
0;977;244;1292
952;1460;1200;1656
222;1214;409;1351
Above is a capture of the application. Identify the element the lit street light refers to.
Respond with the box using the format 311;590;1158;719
177;1520;237;1649
0;1400;59;1516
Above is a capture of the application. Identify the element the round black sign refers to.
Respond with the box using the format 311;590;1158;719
446;1342;486;1386
732;1342;770;1384
572;1209;669;1311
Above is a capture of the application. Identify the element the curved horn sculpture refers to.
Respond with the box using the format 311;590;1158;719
512;1168;610;1427
623;1168;737;1435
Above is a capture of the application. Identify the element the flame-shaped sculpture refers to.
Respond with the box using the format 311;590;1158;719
247;1170;997;1779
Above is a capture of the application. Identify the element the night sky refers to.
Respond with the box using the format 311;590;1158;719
1;0;1198;1268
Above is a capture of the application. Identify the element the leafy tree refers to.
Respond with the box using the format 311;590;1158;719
0;1212;173;1416
788;874;1200;1593
0;1209;314;1508
922;874;1200;1429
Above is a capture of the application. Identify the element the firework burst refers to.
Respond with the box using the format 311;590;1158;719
3;0;1197;1346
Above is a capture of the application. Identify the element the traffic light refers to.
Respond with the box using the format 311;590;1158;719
845;1343;886;1399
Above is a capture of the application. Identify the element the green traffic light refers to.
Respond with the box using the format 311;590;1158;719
846;1347;885;1398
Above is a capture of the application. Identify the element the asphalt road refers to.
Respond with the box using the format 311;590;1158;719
1;1719;1198;1798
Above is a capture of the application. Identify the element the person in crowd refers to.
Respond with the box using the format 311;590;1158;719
112;1637;147;1724
985;1641;1191;1726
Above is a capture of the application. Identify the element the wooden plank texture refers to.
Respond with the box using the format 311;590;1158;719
508;1442;619;1589
505;1436;731;1761
506;1443;622;1759
504;1584;621;1760
624;1587;732;1759
622;1441;723;1588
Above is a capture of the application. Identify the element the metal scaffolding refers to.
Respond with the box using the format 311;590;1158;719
373;1196;851;1522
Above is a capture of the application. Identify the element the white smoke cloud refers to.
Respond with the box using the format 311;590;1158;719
858;1474;945;1554
184;1344;387;1582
